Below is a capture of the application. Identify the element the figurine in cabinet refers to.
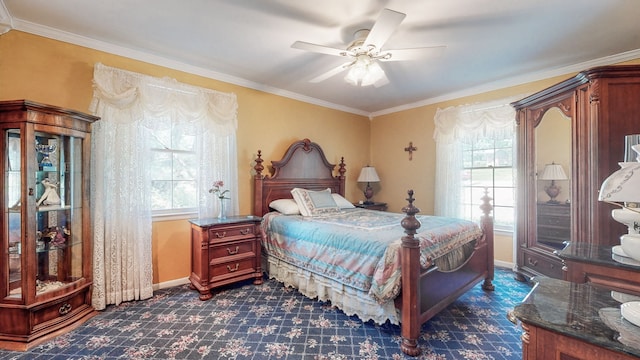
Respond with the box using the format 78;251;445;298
36;178;61;207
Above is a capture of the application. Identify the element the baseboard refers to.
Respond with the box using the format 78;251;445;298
494;260;515;271
153;277;190;291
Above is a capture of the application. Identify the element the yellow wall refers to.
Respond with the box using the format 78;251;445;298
3;30;638;284
0;31;370;285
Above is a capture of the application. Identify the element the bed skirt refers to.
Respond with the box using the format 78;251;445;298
263;255;401;325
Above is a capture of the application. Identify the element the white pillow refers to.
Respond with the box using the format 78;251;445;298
269;199;301;215
291;188;340;216
332;193;355;209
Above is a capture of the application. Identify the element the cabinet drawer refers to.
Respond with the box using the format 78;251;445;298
538;215;570;227
538;227;570;240
522;250;564;279
32;289;89;331
210;239;256;260
210;257;256;282
208;223;257;243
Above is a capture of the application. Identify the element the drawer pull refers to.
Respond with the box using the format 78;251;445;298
227;263;240;272
527;257;538;266
240;228;251;235
215;231;227;238
227;246;239;255
59;303;72;315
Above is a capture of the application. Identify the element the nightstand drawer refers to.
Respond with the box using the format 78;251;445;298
210;239;256;260
209;257;257;283
208;223;257;243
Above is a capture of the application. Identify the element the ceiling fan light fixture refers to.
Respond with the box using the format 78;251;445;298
344;55;386;87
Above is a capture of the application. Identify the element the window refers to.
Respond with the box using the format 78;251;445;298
433;96;519;231
149;120;198;213
461;138;515;231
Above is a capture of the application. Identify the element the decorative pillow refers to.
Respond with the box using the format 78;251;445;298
291;188;340;216
332;193;355;209
269;199;301;215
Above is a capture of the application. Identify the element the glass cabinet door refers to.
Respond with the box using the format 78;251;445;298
33;131;84;296
5;129;22;299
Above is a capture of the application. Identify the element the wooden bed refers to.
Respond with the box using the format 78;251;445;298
252;138;495;356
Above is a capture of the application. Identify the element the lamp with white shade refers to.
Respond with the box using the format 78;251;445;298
539;162;568;204
599;162;640;262
357;166;380;204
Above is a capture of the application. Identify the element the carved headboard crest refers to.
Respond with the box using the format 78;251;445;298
253;139;346;216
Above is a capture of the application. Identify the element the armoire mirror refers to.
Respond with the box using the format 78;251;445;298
534;108;572;249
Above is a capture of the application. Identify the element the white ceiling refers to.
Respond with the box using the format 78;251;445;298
1;0;640;117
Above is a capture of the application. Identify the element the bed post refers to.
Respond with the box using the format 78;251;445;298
400;190;422;356
253;150;264;217
480;188;495;291
337;157;346;196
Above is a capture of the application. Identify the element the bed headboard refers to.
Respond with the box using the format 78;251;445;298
253;138;346;216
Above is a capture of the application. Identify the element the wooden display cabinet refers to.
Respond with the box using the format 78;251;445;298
0;100;98;350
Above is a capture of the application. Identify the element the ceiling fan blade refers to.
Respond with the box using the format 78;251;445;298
365;8;406;50
292;41;348;57
309;63;351;83
381;46;446;61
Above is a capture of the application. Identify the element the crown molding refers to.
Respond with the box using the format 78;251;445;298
371;48;640;118
7;12;640;119
10;17;369;117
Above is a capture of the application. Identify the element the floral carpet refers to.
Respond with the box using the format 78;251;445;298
0;267;531;360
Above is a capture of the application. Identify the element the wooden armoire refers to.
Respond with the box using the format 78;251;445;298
512;65;640;280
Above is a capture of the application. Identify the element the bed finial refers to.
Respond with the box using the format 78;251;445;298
254;150;264;178
302;138;312;152
401;190;421;237
338;157;346;179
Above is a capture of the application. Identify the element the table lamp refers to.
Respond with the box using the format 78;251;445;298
599;162;640;261
539;162;568;204
357;166;380;205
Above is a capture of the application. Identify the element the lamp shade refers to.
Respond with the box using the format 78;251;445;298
539;163;568;180
599;163;640;203
344;55;387;87
357;166;380;183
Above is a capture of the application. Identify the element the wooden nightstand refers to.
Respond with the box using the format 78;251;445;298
188;215;263;300
354;202;387;211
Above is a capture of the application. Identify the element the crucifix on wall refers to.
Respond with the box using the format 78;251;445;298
404;141;417;160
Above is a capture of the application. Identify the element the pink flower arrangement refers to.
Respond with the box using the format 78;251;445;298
209;180;230;200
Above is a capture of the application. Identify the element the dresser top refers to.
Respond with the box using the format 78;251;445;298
513;277;640;358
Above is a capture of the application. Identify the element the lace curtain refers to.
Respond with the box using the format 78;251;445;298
89;63;238;310
433;97;519;218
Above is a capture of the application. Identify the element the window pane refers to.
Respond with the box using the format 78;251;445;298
493;186;515;207
470;168;493;187
151;180;173;210
172;128;196;151
173;180;197;208
150;151;173;180
494;206;515;229
173;152;196;180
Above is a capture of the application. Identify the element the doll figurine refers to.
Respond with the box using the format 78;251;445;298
36;178;61;207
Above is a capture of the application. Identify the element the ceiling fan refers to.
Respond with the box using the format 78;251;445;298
292;8;446;87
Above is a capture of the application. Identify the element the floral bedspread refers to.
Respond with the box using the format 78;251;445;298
260;209;482;303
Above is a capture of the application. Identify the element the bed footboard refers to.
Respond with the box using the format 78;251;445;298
399;190;495;357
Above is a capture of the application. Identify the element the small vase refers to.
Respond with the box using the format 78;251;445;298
218;199;227;219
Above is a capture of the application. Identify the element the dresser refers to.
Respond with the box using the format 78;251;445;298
559;242;640;296
511;277;640;360
536;203;570;248
189;216;263;300
512;65;640;281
